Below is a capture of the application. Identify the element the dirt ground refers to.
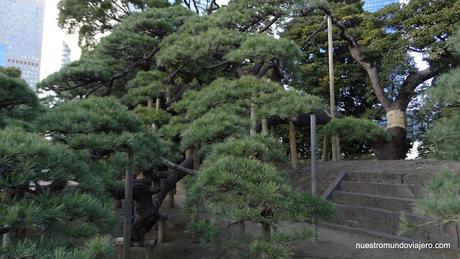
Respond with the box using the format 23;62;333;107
149;194;459;259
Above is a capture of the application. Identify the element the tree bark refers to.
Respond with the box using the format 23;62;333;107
129;157;194;242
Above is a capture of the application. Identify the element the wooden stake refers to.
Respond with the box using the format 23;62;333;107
262;223;271;238
158;218;165;243
321;136;330;161
168;189;174;208
310;114;317;195
327;15;338;162
122;151;134;259
288;119;298;169
250;101;256;136
261;118;268;135
155;98;160;111
147;98;153;108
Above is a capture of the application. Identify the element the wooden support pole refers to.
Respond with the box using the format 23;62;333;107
261;118;268;135
168;188;175;208
262;223;271;238
310;114;317;195
321;136;329;161
327;15;338;162
193;151;200;171
288;119;298;169
123;151;134;259
250;101;256;136
240;221;246;233
336;135;342;160
147;98;153;108
155;98;160;111
158;218;165;243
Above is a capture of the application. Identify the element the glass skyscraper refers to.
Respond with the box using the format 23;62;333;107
0;0;45;90
363;0;400;12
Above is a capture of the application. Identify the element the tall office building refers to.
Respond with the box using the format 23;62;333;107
62;41;71;66
364;0;400;12
0;0;45;90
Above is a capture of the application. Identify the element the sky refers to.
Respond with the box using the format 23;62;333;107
40;0;81;80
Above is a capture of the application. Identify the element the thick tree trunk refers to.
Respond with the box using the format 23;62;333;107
288;119;298;169
325;13;436;160
373;110;408;160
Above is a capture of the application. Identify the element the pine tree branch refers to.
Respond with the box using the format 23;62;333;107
160;157;196;176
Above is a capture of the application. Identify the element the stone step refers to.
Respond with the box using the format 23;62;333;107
332;205;455;243
340;181;415;198
347;172;406;184
333;205;423;235
332;191;414;212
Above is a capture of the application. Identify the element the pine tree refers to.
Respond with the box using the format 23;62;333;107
400;27;460;248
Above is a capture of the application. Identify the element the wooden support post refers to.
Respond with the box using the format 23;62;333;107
336;135;342;160
122;151;134;259
147;98;153;108
262;223;271;238
261;118;268;135
327;15;338;162
310;114;317;195
158;218;165;243
193;151;200;171
185;149;192;159
240;221;246;233
168;189;174;208
250;101;256;136
288;119;298;169
155;98;160;111
321;136;329;161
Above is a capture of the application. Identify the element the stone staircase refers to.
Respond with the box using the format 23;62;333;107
328;170;456;243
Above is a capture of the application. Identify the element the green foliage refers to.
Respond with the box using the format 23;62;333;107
122;70;167;107
180;107;250;151
427;114;460;160
41;5;192;98
0;128;87;190
0;235;114;259
36;97;164;191
0;68;40;128
320;117;390;143
133;106;171;127
57;0;171;50
400;172;460;246
424;28;460;160
0;128;117;258
225;35;300;72
174;76;282;120
186;135;335;258
259;89;324;118
205;135;287;164
290;192;337;221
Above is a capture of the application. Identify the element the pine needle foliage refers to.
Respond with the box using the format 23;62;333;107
320;117;390;144
400;172;460;247
0;128;117;257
